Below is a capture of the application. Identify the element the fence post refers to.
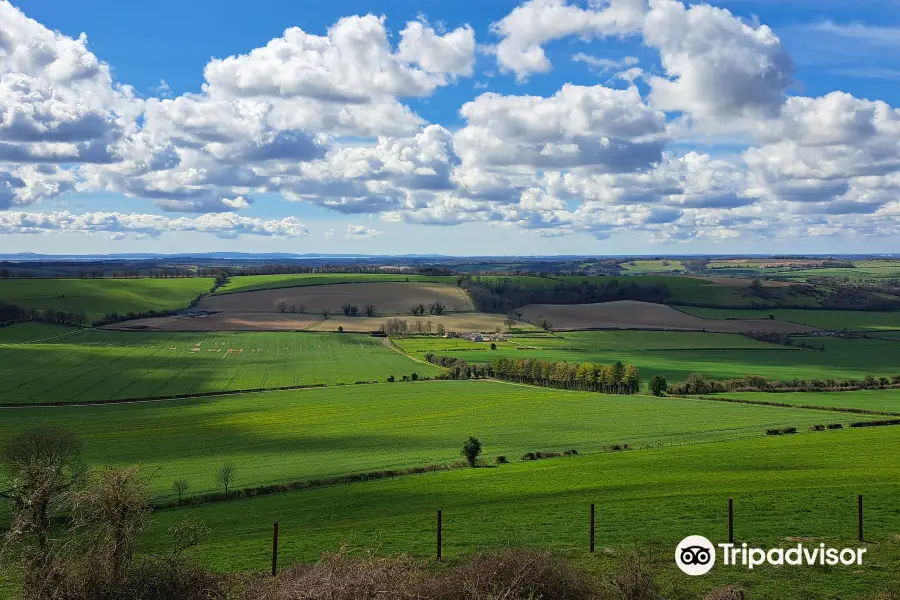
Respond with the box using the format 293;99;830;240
858;495;864;542
728;498;734;543
590;503;595;553
437;510;443;561
271;522;279;576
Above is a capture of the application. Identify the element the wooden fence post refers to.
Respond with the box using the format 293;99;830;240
272;522;279;576
437;510;443;561
858;495;864;542
590;504;595;553
728;498;734;544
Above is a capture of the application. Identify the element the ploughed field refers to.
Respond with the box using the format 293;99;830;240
516;300;815;333
197;281;474;315
141;426;900;599
0;323;435;405
0;380;853;499
0;277;214;321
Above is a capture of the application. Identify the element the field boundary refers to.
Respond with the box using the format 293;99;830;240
675;394;900;417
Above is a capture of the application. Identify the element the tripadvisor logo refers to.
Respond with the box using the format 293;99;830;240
675;536;867;575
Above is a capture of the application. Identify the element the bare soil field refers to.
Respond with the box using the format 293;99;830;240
103;311;522;333
196;282;473;315
518;301;817;333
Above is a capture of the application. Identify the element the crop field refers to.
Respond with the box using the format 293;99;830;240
215;273;459;294
0;277;214;321
141;427;900;598
516;300;815;333
707;389;900;413
678;306;900;331
618;259;685;273
424;332;900;382
0;323;435;404
198;282;474;315
0;380;851;498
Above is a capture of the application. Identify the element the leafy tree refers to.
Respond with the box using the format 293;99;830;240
490;342;497;350
350;305;359;317
461;437;483;468
387;375;395;382
337;326;344;333
216;463;236;498
172;479;189;504
411;372;418;381
649;375;667;397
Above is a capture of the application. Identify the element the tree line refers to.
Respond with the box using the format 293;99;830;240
458;277;671;313
0;302;88;328
423;354;642;394
668;372;900;395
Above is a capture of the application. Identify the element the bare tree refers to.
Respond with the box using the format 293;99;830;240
1;428;83;550
172;479;189;504
429;302;445;315
70;466;151;584
350;305;359;317
277;301;287;313
364;304;376;317
217;463;236;498
321;309;330;320
288;305;298;314
342;304;353;316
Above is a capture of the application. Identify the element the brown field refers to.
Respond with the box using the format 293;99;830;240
103;311;525;333
518;301;817;333
196;282;473;315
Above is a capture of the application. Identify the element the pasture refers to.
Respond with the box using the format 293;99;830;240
618;258;685;273
707;389;900;413
0;380;850;498
143;427;900;598
421;331;900;382
0;277;214;321
678;306;900;331
214;273;459;295
198;282;474;315
516;300;814;333
0;323;435;404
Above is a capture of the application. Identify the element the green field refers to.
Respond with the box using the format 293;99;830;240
142;427;900;598
678;306;900;331
619;259;685;273
0;277;214;321
414;331;900;382
214;273;459;294
0;380;850;498
708;389;900;413
0;323;436;404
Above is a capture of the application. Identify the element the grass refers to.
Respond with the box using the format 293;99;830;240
707;389;900;413
678;307;900;331
214;274;460;295
619;259;685;273
0;380;851;498
0;277;214;321
420;331;900;382
143;427;900;599
0;323;436;405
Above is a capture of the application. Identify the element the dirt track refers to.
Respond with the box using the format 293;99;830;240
518;301;817;333
197;282;473;315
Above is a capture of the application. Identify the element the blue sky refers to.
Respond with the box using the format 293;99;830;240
2;0;900;255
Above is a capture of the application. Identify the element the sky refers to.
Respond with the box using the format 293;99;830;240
2;0;900;256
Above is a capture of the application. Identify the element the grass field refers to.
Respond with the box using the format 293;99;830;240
0;277;214;321
419;331;900;382
678;306;900;331
141;427;900;599
0;323;436;404
707;389;900;413
0;380;851;498
215;274;459;294
619;259;685;273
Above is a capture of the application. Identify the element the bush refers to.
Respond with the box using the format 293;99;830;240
563;449;579;456
827;423;844;429
850;418;900;428
809;424;825;431
387;375;395;383
765;427;798;435
605;443;631;452
494;456;508;465
705;585;747;600
521;452;537;461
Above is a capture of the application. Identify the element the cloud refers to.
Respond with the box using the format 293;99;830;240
490;0;647;80
346;224;381;238
0;211;309;238
397;20;477;77
571;53;639;73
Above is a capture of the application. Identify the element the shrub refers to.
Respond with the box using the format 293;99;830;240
827;423;844;429
705;585;747;600
563;449;579;456
850;418;900;428
766;427;798;435
521;452;537;461
605;443;630;452
387;375;395;383
809;424;825;431
494;456;508;465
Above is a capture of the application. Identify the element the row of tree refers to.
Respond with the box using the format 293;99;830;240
0;302;89;328
423;354;642;394
409;302;445;316
380;318;452;336
668;372;900;395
